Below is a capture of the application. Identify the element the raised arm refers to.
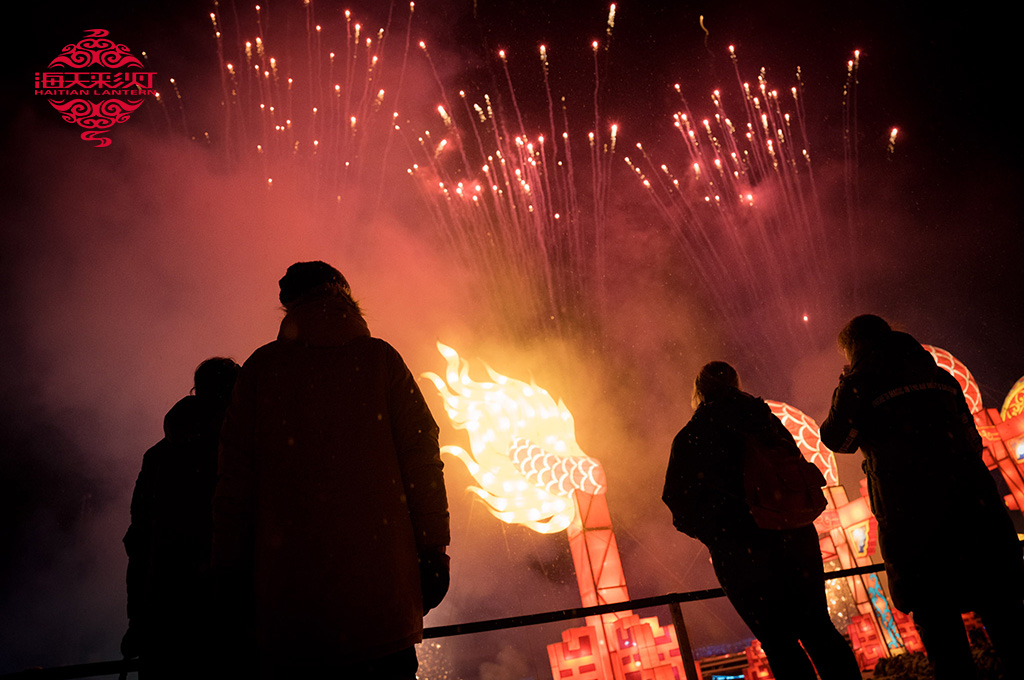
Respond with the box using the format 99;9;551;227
820;373;864;454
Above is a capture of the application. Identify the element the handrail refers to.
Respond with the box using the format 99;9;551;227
426;562;886;638
0;563;887;679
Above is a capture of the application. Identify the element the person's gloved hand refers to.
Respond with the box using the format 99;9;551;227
120;623;140;659
419;547;450;614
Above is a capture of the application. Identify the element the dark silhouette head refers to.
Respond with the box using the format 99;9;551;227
692;361;740;408
837;314;892;362
193;357;241;408
278;260;359;312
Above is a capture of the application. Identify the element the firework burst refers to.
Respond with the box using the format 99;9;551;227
199;0;421;218
407;33;621;339
624;45;863;366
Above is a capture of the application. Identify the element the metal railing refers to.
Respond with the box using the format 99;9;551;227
0;563;888;680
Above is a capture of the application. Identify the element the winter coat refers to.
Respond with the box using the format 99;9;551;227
820;330;1023;613
663;390;800;556
124;394;225;662
664;389;839;658
212;296;449;667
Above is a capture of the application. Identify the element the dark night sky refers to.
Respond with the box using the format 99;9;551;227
2;1;1021;677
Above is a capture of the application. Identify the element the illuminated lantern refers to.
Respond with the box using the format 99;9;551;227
1002;377;1024;422
744;640;773;679
847;614;888;671
425;343;692;680
922;345;982;414
924;346;1024;512
423;343;595;534
891;611;925;653
961;612;991;646
835;494;877;560
765;400;839;486
548;628;606;680
1000;377;1024;464
610;614;689;679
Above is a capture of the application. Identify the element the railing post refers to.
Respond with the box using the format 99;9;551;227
669;600;701;680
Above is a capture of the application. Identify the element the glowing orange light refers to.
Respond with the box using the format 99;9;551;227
423;343;605;534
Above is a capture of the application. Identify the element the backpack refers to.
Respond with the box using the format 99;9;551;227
742;425;827;530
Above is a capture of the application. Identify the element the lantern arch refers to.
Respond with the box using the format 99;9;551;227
922;344;982;414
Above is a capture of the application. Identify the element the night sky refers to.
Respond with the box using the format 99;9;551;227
3;1;1021;677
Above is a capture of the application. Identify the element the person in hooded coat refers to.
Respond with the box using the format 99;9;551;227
820;314;1024;680
663;361;860;680
122;356;241;679
212;261;449;680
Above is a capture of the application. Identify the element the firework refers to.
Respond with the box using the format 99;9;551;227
186;3;865;364
407;31;621;339
403;29;869;370
198;0;419;214
623;45;864;365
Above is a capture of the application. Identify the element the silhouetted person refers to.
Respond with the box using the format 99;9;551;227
663;361;860;680
820;315;1024;680
212;261;450;680
122;357;241;679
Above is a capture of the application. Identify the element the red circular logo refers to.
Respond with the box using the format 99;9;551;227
35;29;156;147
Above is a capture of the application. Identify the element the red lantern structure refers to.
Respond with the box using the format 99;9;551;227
923;346;1024;514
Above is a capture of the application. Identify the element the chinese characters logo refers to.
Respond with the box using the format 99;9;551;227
35;29;156;147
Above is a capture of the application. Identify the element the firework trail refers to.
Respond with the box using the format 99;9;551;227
407;28;620;340
403;22;862;372
199;0;419;219
184;2;619;344
187;2;861;367
623;44;860;369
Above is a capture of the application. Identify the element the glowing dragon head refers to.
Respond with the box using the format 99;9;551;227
423;343;605;534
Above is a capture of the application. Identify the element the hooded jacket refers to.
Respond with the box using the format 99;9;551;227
212;296;449;665
820;330;1022;612
124;394;225;656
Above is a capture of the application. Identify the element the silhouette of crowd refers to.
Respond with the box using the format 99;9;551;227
124;262;449;680
663;314;1023;680
123;273;1023;680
